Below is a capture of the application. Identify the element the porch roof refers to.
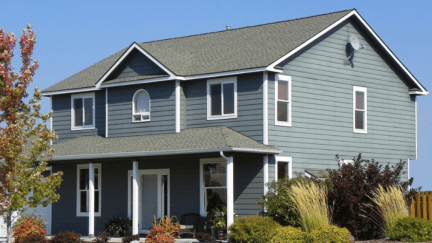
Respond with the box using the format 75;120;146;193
49;126;281;161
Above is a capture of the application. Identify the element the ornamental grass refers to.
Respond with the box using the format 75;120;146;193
289;181;330;233
367;185;408;234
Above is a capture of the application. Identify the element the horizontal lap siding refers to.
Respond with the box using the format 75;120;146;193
268;20;415;179
108;82;175;137
52;91;105;143
184;73;264;142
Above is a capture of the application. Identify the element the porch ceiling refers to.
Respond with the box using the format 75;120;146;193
49;126;281;161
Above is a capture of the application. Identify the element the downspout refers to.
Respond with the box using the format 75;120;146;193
220;151;228;161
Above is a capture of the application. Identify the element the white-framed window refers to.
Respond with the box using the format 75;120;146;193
353;86;367;133
199;158;227;216
77;164;101;217
71;93;95;130
275;74;292;126
275;156;292;181
207;77;237;120
132;89;150;122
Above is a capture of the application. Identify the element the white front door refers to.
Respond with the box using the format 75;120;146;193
128;169;170;232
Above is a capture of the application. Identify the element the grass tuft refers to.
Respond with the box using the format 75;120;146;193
289;181;330;233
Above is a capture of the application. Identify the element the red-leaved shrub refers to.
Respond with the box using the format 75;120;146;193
49;231;84;243
145;216;180;243
13;218;47;243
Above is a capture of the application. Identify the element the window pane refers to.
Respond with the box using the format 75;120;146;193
277;101;289;122
94;168;98;190
355;110;364;129
80;191;88;213
278;162;288;179
84;98;93;126
203;163;226;187
80;169;89;190
223;83;234;114
133;115;141;122
356;91;364;110
205;188;227;213
74;99;83;127
135;91;150;113
95;191;99;213
210;84;222;116
278;81;289;101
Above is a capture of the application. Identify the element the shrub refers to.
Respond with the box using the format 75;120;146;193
22;235;47;243
104;216;131;237
228;215;280;243
386;217;432;242
367;185;408;235
270;226;306;243
146;216;180;243
325;154;417;240
289;181;330;233
49;231;85;243
308;225;351;243
13;218;47;243
213;215;226;231
92;232;110;243
121;235;140;243
257;174;312;226
195;233;215;242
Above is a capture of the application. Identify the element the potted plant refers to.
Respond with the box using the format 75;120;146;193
213;215;226;240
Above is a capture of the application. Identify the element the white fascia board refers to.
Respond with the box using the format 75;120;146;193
181;67;281;81
267;10;428;95
100;76;178;88
95;42;177;88
50;147;282;161
42;87;100;96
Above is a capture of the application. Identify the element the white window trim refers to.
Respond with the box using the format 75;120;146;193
339;159;354;168
132;89;151;123
353;86;367;133
76;163;101;217
275;156;292;181
206;76;237;120
199;158;227;216
71;92;96;130
275;74;292;126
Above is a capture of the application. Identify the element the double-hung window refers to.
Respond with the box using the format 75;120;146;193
353;86;367;133
77;164;101;217
275;75;292;126
200;158;227;216
207;77;237;120
275;156;292;181
71;93;95;130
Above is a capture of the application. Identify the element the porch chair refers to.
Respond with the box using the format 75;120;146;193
178;213;202;238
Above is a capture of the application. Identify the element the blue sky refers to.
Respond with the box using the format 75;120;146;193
1;1;430;189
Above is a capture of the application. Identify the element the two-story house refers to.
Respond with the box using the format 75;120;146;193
40;9;427;236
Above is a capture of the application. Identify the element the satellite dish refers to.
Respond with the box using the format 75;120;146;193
350;35;360;51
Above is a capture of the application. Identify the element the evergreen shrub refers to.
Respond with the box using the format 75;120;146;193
228;215;280;243
386;217;432;242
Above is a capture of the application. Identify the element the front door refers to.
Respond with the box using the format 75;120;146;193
128;169;169;232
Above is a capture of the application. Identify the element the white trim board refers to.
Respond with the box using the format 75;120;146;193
268;10;428;95
263;72;268;145
95;43;176;88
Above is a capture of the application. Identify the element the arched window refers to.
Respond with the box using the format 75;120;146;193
132;89;150;122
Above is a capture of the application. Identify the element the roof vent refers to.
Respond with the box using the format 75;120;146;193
226;25;231;30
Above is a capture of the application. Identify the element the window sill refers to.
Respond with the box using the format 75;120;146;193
353;129;367;134
71;126;95;131
207;115;237;121
132;120;151;123
76;213;101;217
275;121;292;127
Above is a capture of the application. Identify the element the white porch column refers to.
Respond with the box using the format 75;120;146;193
88;163;95;237
132;161;139;235
263;155;269;195
226;156;234;228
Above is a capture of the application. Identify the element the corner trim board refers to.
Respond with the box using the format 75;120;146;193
263;72;268;145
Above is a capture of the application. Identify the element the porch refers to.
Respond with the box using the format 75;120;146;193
49;126;281;236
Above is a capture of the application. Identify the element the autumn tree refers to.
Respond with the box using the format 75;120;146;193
0;24;62;243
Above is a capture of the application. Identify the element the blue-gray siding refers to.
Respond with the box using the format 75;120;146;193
107;49;166;80
268;20;415;179
52;91;106;143
183;73;264;142
107;82;176;137
51;154;264;235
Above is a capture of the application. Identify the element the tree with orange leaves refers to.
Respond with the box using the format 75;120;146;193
0;24;62;243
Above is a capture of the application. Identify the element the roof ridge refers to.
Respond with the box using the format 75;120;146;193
138;9;355;45
219;126;231;148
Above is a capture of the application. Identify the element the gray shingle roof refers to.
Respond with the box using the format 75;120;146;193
50;126;280;161
43;9;353;93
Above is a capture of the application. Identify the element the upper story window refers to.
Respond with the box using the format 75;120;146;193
132;89;150;122
353;86;367;133
207;77;237;120
71;93;95;130
275;74;292;126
